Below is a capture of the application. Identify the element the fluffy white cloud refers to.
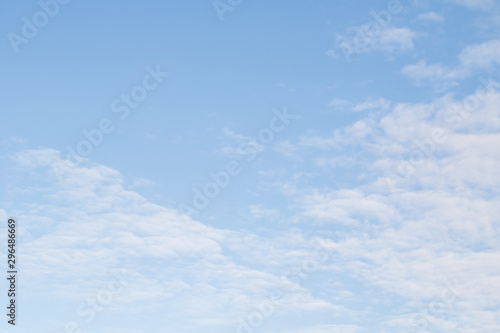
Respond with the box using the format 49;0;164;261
402;39;500;84
458;39;500;73
276;86;500;331
2;149;342;332
401;60;450;83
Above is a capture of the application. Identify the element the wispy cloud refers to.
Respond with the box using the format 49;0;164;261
417;12;445;22
327;98;350;110
3;148;342;331
447;0;494;10
352;98;391;112
402;39;500;84
334;26;417;62
276;86;500;331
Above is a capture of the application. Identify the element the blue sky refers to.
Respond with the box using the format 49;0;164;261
1;0;500;332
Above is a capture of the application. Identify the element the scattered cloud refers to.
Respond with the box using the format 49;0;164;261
447;0;494;10
352;98;391;112
417;12;445;22
278;87;500;331
402;39;500;84
248;204;280;219
130;177;156;189
274;140;298;157
401;60;450;84
3;148;342;331
334;26;417;61
277;324;366;333
327;98;350;110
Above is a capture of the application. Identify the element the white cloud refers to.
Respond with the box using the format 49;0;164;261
448;0;494;10
248;204;280;219
401;60;450;84
352;98;391;112
417;11;445;22
402;39;500;84
5;84;500;331
457;39;500;73
0;136;26;145
298;136;337;150
276;324;365;333
220;127;265;158
335;26;417;62
327;97;350;110
5;75;500;333
281;86;500;331
130;177;156;189
274;140;298;157
327;98;390;113
222;127;249;141
314;156;353;169
375;27;417;52
325;49;337;58
4;149;341;331
297;189;398;225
